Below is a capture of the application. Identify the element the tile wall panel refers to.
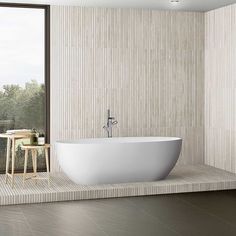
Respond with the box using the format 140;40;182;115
50;6;204;172
205;4;236;173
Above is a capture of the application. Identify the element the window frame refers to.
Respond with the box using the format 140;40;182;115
0;2;50;172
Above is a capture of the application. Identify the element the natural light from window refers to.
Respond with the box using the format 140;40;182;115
0;7;46;172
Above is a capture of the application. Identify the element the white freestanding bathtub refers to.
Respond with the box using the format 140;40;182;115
56;137;182;185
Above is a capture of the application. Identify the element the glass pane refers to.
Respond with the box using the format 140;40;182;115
0;7;46;173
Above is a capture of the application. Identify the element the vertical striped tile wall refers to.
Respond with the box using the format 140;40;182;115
50;6;205;172
205;4;236;173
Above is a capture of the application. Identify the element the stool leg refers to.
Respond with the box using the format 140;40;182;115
23;149;28;187
34;149;37;176
31;150;35;175
32;150;37;184
35;150;38;184
11;138;15;188
45;148;50;186
5;138;11;184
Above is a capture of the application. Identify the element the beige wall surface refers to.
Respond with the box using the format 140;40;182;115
50;6;205;172
205;4;236;173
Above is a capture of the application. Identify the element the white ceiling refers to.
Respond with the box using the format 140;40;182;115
1;0;236;12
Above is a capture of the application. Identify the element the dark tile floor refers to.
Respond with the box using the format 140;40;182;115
1;190;236;236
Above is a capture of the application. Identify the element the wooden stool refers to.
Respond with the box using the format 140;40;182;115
21;144;50;187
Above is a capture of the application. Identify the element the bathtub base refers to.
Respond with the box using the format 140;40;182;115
0;165;236;206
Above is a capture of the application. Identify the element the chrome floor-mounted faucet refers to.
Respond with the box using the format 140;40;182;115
103;109;118;138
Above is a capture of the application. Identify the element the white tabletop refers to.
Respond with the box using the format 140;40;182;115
0;133;31;139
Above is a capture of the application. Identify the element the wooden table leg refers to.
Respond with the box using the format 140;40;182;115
23;149;28;187
45;147;50;186
11;138;15;188
5;138;11;184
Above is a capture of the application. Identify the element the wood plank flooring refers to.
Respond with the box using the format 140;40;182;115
1;190;236;236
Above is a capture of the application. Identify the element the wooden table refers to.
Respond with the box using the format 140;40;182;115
0;133;31;188
21;144;50;187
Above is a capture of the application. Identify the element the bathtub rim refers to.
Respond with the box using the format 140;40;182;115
56;136;182;144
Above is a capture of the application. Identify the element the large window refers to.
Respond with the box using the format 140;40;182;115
0;4;49;173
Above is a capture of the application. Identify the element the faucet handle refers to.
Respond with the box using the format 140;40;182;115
112;120;118;125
